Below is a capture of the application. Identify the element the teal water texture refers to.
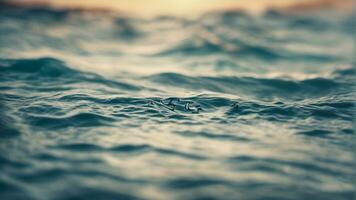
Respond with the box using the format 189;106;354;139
0;4;355;200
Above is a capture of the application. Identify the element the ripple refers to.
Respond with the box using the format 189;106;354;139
54;143;207;161
58;188;143;200
297;129;334;138
227;155;351;178
0;120;21;139
174;130;249;142
110;144;151;152
56;143;104;151
26;112;116;128
164;178;229;189
0;5;354;200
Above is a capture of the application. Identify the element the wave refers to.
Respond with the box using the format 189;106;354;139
55;143;207;160
0;57;141;91
2;57;351;99
154;38;282;60
0;5;354;200
146;72;347;99
164;177;230;189
150;31;341;62
8;92;352;138
25;112;116;128
0;114;21;139
174;130;250;142
0;57;76;77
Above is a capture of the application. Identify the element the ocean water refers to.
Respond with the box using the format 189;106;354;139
0;5;355;200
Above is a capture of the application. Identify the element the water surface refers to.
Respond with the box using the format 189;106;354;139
0;5;354;200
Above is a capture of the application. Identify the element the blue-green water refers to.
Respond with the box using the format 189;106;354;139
0;5;355;200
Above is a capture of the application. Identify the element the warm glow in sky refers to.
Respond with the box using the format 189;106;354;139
11;0;352;16
15;0;310;16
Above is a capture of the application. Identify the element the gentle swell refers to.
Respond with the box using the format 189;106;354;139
0;57;141;91
147;72;347;99
0;5;354;200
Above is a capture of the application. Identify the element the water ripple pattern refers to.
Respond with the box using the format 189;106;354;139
0;4;354;200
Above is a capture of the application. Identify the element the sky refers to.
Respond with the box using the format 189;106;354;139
7;0;353;16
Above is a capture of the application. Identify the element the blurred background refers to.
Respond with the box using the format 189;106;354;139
3;0;354;16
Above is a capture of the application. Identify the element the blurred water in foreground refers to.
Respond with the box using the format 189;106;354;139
0;3;354;200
